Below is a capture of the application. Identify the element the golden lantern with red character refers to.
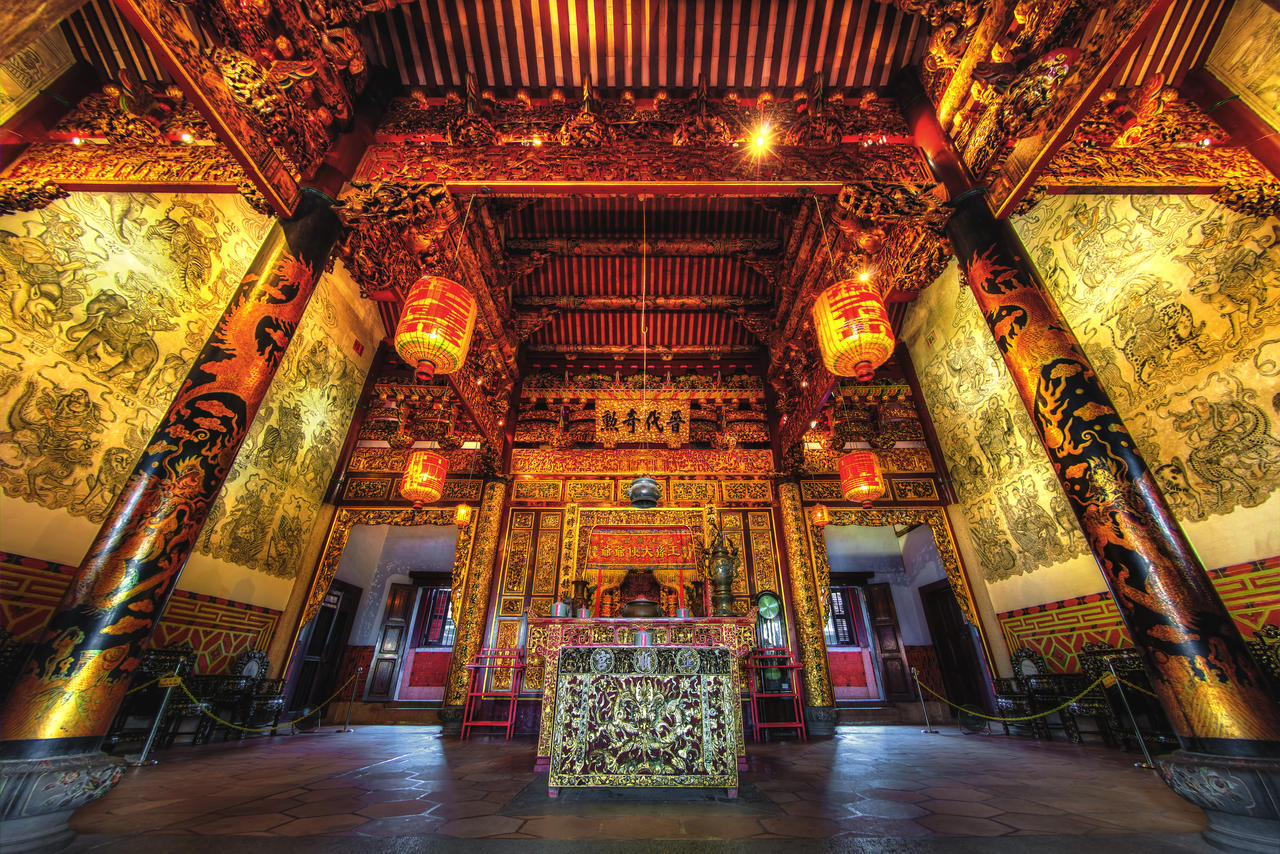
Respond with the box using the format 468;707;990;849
394;275;478;381
809;503;831;528
401;450;448;505
811;276;894;381
839;451;885;505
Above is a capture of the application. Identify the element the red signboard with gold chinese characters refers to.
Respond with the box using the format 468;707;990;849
585;525;698;570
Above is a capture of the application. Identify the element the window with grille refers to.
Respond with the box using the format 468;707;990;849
416;587;456;648
824;586;868;648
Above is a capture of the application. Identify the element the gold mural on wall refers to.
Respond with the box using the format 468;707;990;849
0;192;268;523
905;262;1087;583
1207;0;1280;131
195;268;370;578
1016;194;1280;526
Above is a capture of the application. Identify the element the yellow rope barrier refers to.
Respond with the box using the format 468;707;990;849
913;671;1110;723
173;671;359;735
1117;676;1159;698
125;674;163;695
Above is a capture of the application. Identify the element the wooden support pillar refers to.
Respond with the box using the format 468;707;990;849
0;191;341;758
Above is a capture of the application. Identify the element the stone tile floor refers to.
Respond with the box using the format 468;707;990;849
66;725;1211;851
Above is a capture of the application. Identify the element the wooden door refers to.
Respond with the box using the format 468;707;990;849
865;582;913;700
365;583;417;700
287;579;359;712
920;579;990;711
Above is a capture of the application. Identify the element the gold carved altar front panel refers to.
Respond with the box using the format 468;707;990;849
549;647;738;791
528;615;754;768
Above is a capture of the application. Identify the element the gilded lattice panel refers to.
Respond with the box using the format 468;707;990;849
343;478;390;501
444;481;504;707
800;480;843;502
722;480;771;503
892;478;939;501
442;480;484;501
529;598;554;617
491;620;521;689
533;514;563;595
779;483;834;706
513;479;562;502
748;511;772;531
748;513;779;594
499;597;524;617
719;512;749;598
502;516;535;597
526;624;548;692
565;480;613;503
670;480;718;504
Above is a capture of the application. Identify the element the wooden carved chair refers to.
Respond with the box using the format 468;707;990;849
105;641;199;749
1245;626;1280;684
1065;642;1126;747
992;648;1052;740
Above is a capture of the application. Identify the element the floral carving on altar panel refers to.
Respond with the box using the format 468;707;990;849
0;192;268;525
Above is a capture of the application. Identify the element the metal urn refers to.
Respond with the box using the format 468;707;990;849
704;517;740;617
626;475;662;509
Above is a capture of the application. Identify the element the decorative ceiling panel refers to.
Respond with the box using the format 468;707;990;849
1111;0;1228;87
506;196;788;238
361;0;928;93
515;255;772;299
526;309;757;350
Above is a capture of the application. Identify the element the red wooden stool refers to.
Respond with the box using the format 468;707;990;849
743;647;807;742
461;647;525;740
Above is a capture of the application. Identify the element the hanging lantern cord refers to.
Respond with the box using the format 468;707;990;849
451;193;477;272
812;194;841;282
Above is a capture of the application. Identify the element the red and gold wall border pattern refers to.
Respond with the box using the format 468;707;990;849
998;556;1280;674
0;551;279;674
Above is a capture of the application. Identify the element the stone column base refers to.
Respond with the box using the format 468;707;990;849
1156;750;1280;854
804;705;836;737
439;704;463;735
0;753;125;854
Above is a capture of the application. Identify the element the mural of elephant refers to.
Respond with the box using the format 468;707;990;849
65;290;160;393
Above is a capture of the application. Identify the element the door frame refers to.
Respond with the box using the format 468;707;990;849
804;507;996;693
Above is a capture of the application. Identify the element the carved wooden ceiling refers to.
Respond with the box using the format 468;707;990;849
3;0;1276;460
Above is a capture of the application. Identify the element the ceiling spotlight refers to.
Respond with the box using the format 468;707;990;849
71;136;83;146
810;420;818;429
1199;136;1212;147
858;270;873;283
179;132;193;143
531;136;542;147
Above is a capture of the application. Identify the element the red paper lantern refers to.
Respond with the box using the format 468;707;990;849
839;451;885;505
394;275;478;381
811;278;894;381
809;503;831;528
401;451;448;505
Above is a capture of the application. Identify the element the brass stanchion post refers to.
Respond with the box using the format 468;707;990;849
1107;659;1155;770
337;667;363;734
128;675;179;767
912;668;939;734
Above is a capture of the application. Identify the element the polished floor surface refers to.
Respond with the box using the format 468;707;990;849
67;725;1211;852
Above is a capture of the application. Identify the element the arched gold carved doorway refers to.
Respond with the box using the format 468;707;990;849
298;481;505;708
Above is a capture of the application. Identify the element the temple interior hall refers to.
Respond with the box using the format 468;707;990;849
1;1;1278;852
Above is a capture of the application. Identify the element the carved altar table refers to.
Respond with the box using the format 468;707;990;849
527;615;755;774
548;646;739;796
